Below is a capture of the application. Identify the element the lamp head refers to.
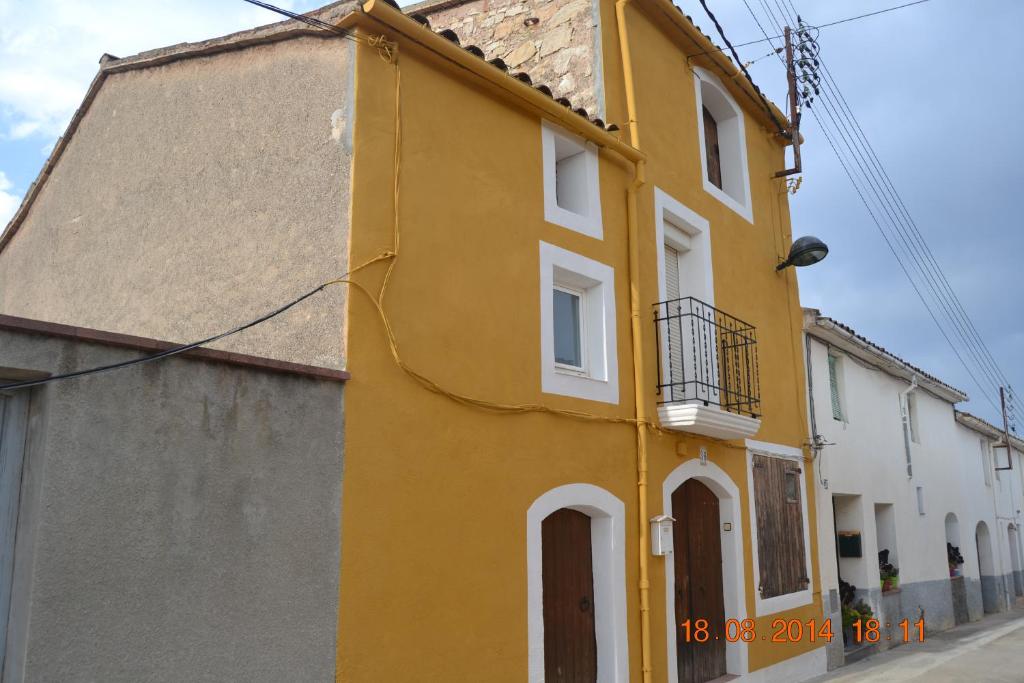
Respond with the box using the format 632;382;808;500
777;235;829;271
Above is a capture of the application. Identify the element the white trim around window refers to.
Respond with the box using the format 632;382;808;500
527;484;629;683
539;241;619;404
541;120;604;239
744;439;815;616
693;67;753;224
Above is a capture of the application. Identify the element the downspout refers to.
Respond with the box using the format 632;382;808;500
899;376;918;478
615;1;653;681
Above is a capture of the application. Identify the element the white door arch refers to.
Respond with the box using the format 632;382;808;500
663;459;748;680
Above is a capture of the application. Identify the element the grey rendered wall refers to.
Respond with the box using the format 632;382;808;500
0;35;354;370
0;329;343;682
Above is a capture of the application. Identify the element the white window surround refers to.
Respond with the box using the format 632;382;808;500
653;189;760;439
693;67;753;224
745;439;815;616
527;484;629;683
542;120;604;239
662;459;750;680
539;242;619;404
653;188;715;309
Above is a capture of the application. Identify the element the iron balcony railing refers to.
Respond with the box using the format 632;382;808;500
653;296;761;418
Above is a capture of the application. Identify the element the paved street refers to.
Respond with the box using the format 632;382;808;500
808;605;1024;683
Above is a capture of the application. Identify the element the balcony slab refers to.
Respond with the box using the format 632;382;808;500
657;402;761;440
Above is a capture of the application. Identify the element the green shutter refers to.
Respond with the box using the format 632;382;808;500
828;355;843;420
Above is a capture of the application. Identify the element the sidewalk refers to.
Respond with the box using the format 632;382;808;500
807;605;1024;683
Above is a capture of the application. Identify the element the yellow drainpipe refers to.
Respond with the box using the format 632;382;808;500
616;1;653;681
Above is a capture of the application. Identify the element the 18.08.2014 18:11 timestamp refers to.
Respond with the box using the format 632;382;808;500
680;618;925;643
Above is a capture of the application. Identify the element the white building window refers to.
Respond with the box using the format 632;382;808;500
541;121;603;239
828;354;844;421
539;242;618;404
526;484;629;683
916;486;926;515
693;67;753;224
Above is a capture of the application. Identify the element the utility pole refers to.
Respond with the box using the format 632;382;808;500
775;26;801;178
996;386;1015;471
775;18;820;179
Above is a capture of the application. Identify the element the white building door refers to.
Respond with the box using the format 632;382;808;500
0;390;29;674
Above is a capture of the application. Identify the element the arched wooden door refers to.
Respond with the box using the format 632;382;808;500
542;508;597;683
672;479;726;683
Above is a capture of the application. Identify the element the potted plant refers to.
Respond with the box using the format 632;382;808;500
879;549;899;592
947;542;964;577
841;600;874;646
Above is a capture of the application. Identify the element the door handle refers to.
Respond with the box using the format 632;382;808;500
580;597;592;612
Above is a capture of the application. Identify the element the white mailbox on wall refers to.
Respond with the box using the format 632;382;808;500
650;514;674;556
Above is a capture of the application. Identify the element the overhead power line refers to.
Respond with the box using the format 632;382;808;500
738;0;1016;423
688;0;934;59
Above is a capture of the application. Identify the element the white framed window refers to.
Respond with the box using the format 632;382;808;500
745;439;814;616
693;67;753;224
526;484;629;683
541;121;603;239
828;354;845;421
539;242;618;404
653;189;715;404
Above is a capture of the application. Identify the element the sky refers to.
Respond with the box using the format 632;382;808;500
0;0;1020;426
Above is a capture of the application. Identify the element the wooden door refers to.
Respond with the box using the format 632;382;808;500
702;107;723;189
543;508;598;683
672;479;726;683
0;390;29;674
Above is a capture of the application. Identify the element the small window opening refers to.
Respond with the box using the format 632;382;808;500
916;486;925;515
702;106;722;190
785;470;799;503
553;286;585;372
554;136;590;216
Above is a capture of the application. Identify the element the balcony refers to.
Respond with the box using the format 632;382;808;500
653;297;762;439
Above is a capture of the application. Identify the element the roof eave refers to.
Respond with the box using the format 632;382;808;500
805;312;968;404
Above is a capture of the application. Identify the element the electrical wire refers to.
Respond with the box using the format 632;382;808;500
696;0;788;137
744;0;1015;419
686;0;934;59
0;255;391;393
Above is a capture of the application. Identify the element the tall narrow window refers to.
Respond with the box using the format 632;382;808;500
828;355;843;421
751;454;808;598
702;106;722;189
553;286;584;371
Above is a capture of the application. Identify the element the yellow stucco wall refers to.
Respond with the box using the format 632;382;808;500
338;1;821;677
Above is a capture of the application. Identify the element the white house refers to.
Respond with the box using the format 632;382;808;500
803;308;1024;671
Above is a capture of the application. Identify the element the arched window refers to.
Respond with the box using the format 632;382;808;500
693;67;753;223
527;484;628;682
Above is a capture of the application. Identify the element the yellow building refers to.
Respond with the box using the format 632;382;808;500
341;1;824;680
0;0;826;680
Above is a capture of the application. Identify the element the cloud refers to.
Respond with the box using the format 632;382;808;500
0;171;19;226
0;0;303;141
